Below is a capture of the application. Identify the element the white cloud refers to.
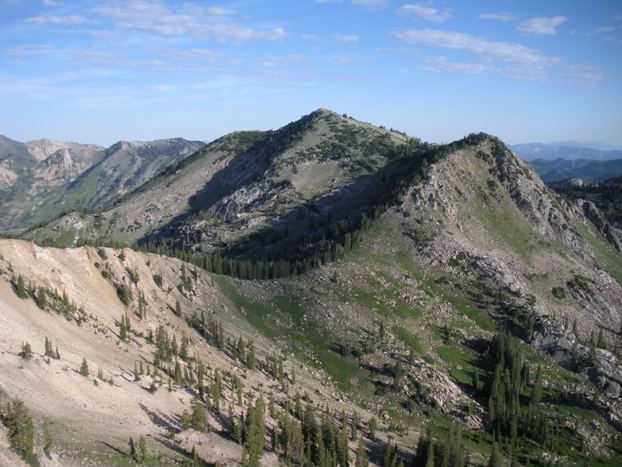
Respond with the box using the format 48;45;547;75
392;28;558;66
479;13;517;22
42;0;60;5
399;3;453;23
89;1;287;43
24;15;87;25
164;48;218;59
334;33;359;43
392;27;603;86
2;44;56;57
517;16;567;36
351;0;388;9
417;56;492;74
259;55;310;68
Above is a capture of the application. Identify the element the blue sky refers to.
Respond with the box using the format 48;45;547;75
1;0;621;146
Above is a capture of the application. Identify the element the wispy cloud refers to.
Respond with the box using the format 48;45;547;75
416;56;492;74
517;16;567;36
24;15;88;25
392;27;602;86
399;3;453;23
301;33;360;44
351;0;389;8
479;12;517;22
334;33;359;43
163;48;218;59
88;1;287;42
259;55;311;68
392;28;557;66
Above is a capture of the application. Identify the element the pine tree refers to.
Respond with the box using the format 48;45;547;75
245;397;265;467
488;441;501;467
174;360;183;385
191;397;207;432
175;299;182;317
80;357;89;376
129;437;138;462
36;286;47;309
43;419;53;457
119;314;127;340
247;340;256;370
138;436;147;463
45;336;55;358
368;417;377;440
531;366;543;406
15;275;28;299
5;400;36;464
20;342;32;360
355;439;368;467
393;362;404;390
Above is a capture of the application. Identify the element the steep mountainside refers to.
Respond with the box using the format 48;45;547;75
29;110;418;249
551;176;622;230
6;110;622;465
0;240;368;465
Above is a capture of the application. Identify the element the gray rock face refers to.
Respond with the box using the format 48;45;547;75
579;200;622;251
530;316;622;427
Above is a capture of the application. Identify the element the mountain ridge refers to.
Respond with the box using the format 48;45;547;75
2;110;622;465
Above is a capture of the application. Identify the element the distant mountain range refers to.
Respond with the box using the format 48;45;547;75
0;135;204;232
511;142;622;161
528;158;622;183
509;142;622;182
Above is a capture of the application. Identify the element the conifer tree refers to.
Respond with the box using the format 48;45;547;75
129;437;138;462
20;342;32;360
36;286;47;310
15;275;28;299
191;397;207;432
368;417;377;440
487;441;501;467
45;336;55;358
138;436;147;463
80;357;89;376
531;367;543;406
245;397;265;467
5;400;36;464
119;315;128;340
248;340;256;370
175;299;182;317
355;439;368;467
174;360;183;385
43;419;53;457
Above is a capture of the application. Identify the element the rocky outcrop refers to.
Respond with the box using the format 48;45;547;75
530;317;622;428
579;200;622;251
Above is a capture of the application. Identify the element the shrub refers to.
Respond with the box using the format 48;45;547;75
552;287;566;300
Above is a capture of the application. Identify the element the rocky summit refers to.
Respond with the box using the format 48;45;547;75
1;110;621;466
